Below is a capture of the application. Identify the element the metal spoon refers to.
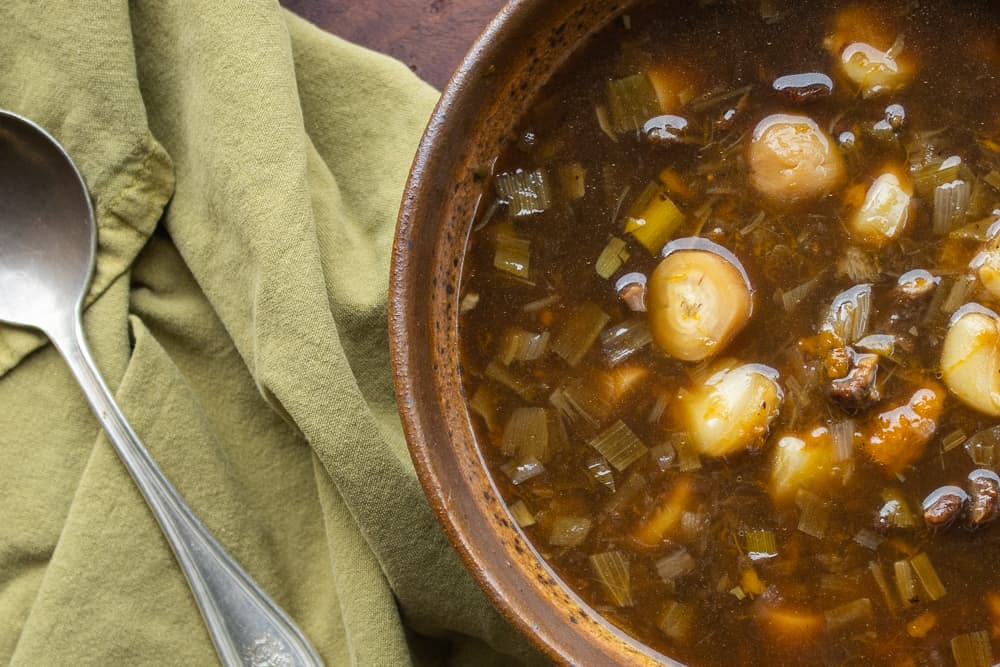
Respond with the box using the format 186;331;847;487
0;109;324;667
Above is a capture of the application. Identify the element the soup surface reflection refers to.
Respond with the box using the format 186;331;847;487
458;1;1000;664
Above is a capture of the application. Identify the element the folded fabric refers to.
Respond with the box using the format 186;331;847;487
0;2;546;665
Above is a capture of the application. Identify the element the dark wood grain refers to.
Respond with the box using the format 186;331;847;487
280;0;508;89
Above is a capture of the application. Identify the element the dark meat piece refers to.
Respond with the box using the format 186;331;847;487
615;272;647;312
643;115;693;146
772;72;834;104
965;468;1000;529
874;269;941;357
884;104;906;130
922;485;969;533
826;348;880;415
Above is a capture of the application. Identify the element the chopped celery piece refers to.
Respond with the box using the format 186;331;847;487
590;420;648;471
547;409;569;453
942;428;968;453
601;318;653;367
985;170;1000;193
493;223;532;281
523;293;560;313
837;246;880;283
912;157;963;199
551;303;610;366
933;179;971;235
509;500;536;527
624;185;685;254
469;384;500;431
655;548;696;582
500;457;545;485
965;426;1000;470
745;529;778;560
589;551;634;607
558;162;587;200
485;361;538;401
967;180;997;221
607;73;660;133
679;511;709;543
910;552;946;601
894;559;919;607
595;104;617;142
950;214;1000;242
549;370;615;432
657;600;695;641
795;489;831;539
495;169;552;217
853;528;884;551
498;328;550;365
823;284;872;344
674;437;702;472
502;407;549;460
830;418;855;462
603;472;647;515
941;275;976;315
951;630;993;667
869;560;898;615
548;515;592;547
647;392;670;424
880;488;918;528
923;275;952;327
586;456;616;492
820;573;862;596
469;384;502;433
595;236;630;279
781;277;820;311
824;598;874;633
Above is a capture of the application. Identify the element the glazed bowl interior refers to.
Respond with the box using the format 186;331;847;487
389;0;678;664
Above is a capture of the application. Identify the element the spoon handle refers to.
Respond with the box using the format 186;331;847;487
50;317;325;667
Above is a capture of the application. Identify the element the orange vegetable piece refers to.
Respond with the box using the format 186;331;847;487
609;364;649;404
755;605;824;642
907;611;938;638
646;66;694;114
799;330;840;356
741;567;766;597
658;167;694;201
861;383;944;474
632;476;693;547
987;592;1000;638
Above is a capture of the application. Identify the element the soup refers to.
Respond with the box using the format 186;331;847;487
457;0;1000;665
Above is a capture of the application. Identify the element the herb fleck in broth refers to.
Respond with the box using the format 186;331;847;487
458;1;1000;665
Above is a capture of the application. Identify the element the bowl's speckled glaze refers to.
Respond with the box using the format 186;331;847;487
389;1;684;664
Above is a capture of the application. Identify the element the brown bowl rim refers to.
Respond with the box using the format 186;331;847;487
389;1;683;665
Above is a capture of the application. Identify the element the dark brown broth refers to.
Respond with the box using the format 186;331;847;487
459;1;1000;665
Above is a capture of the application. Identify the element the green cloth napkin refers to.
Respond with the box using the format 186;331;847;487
0;2;546;665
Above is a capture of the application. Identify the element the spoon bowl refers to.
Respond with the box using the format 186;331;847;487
0;112;94;331
0;109;324;667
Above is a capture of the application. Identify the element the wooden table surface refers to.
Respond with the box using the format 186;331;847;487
281;0;508;90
